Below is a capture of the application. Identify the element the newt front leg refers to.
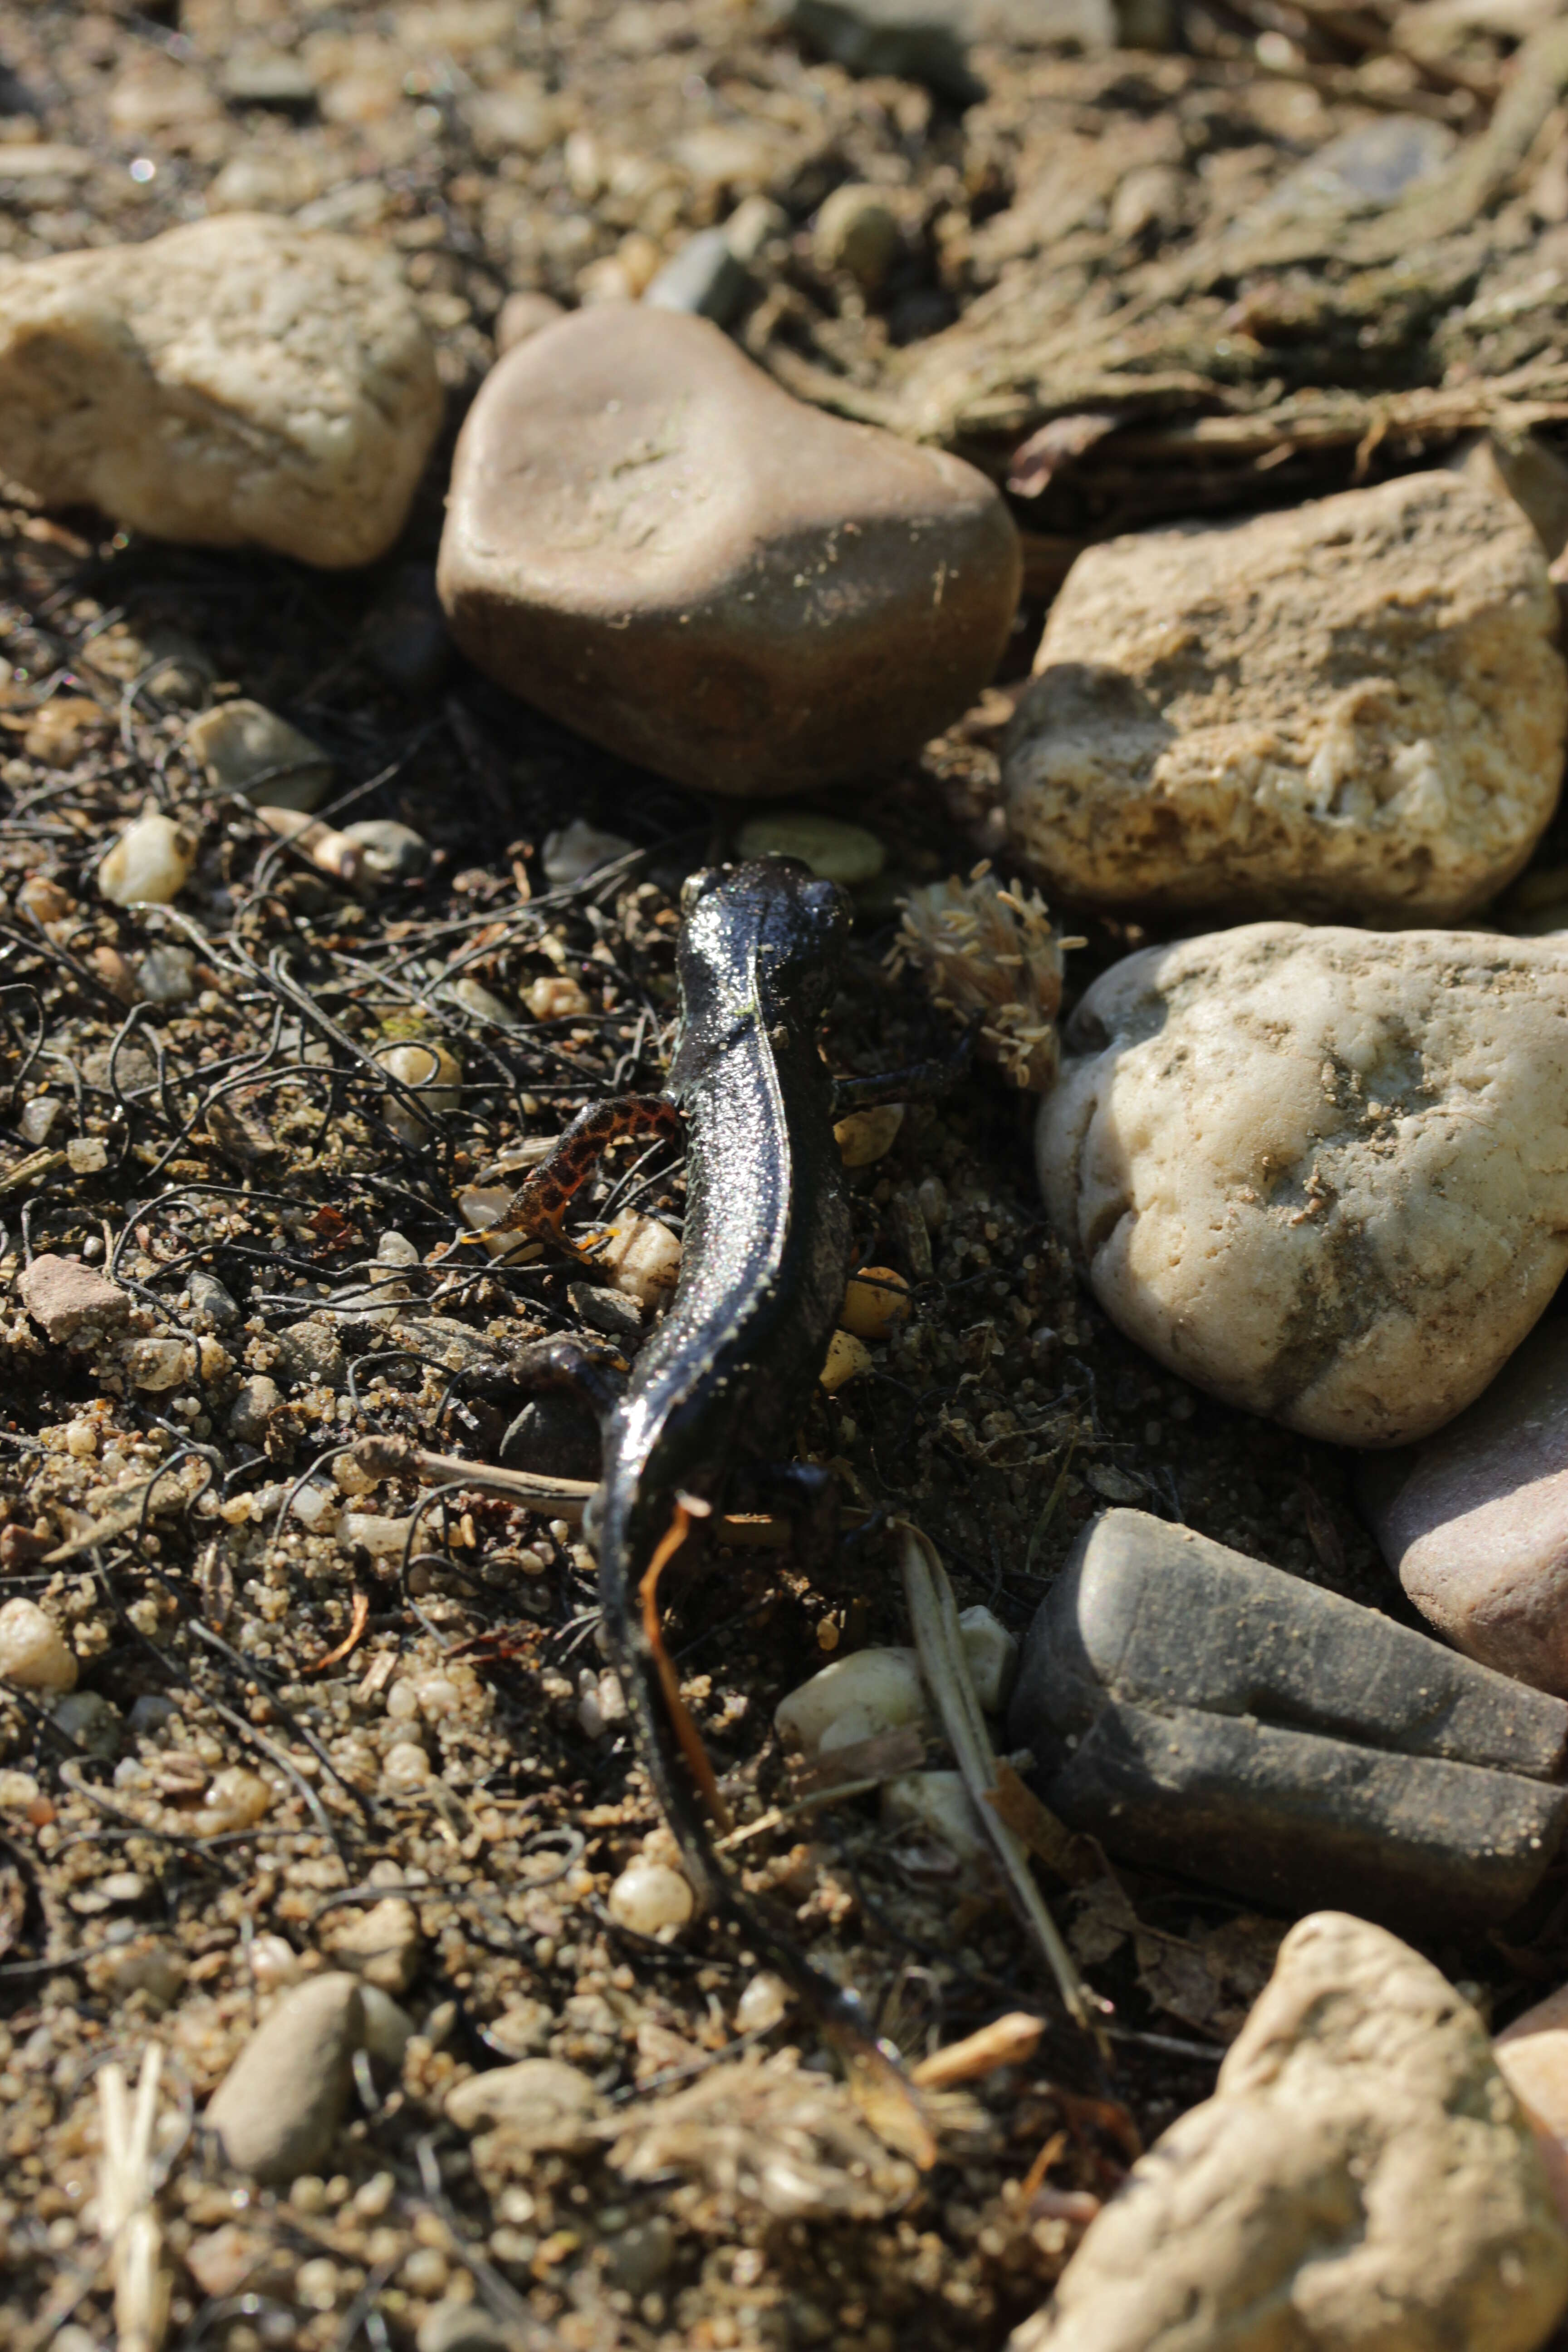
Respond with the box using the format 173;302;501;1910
495;1093;681;1255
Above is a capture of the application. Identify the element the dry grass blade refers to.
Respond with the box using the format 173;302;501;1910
897;1521;1099;2040
97;2045;171;2352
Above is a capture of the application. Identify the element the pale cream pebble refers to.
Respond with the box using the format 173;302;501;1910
377;1042;461;1146
323;1897;421;1995
122;1338;196;1392
65;1137;108;1175
735;1972;789;2033
249;1934;303;1990
1042;921;1568;1446
540;817;635;885
0;1769;40;1808
882;1769;992;1867
342;1513;416;1557
840;1265;911;1342
958;1604;1019;1714
382;1741;432;1790
735;810;886;885
775;1646;927;1757
0;1598;77;1693
524;972;591;1021
0;215;441;568
205;1974;366;2184
607;1860;694;1936
98;811;196;906
819;1328;872;1392
1014;1913;1568;2352
134;944;196;1003
597;1213;681;1306
448;976;516;1026
192;1767;271;1836
833;1103;903;1167
1005;471;1568;924
19;1097;60;1144
185;699;333;813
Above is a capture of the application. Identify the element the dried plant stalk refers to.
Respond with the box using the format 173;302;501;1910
891;869;1068;1092
97;2045;171;2352
897;1520;1098;2038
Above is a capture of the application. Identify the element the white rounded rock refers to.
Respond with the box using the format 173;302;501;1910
1040;922;1568;1446
774;1646;928;1757
607;1860;694;1936
0;1598;77;1692
98;812;196;906
958;1605;1019;1714
882;1770;992;1867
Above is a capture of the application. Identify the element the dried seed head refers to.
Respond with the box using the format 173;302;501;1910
892;871;1066;1092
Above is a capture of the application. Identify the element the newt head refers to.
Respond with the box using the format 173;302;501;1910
677;856;848;1032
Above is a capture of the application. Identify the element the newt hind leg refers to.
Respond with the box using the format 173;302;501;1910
496;1094;681;1255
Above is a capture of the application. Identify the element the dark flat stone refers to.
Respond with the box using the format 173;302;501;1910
1007;1509;1568;1924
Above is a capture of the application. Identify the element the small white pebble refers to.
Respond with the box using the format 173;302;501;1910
193;1766;271;1836
294;2256;339;2308
343;1512;415;1558
608;1859;694;1937
0;1598;77;1693
597;1212;681;1306
250;1933;302;1990
64;1419;98;1459
382;1740;432;1790
98;810;196;907
0;1769;40;1809
290;1482;338;1532
122;1337;194;1393
66;1137;108;1175
413;1674;461;1719
354;2171;396;2218
400;2246;449;2296
735;1972;789;2034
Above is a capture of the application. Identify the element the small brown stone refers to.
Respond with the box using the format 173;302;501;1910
1360;1321;1568;1695
437;305;1020;797
16;1253;131;1344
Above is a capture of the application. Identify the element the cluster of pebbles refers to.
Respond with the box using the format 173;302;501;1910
4;3;1568;2350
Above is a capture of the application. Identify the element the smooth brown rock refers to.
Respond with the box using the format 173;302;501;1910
1498;1984;1568;2230
436;305;1020;797
1361;1322;1568;1694
1013;1913;1568;2352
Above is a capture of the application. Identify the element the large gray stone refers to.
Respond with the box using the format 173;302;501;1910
1008;1509;1568;1924
436;305;1020;799
1361;1320;1568;1696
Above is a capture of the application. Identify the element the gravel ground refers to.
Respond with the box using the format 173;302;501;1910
0;3;1564;2350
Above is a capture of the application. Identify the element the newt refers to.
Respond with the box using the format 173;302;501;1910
501;857;931;2082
